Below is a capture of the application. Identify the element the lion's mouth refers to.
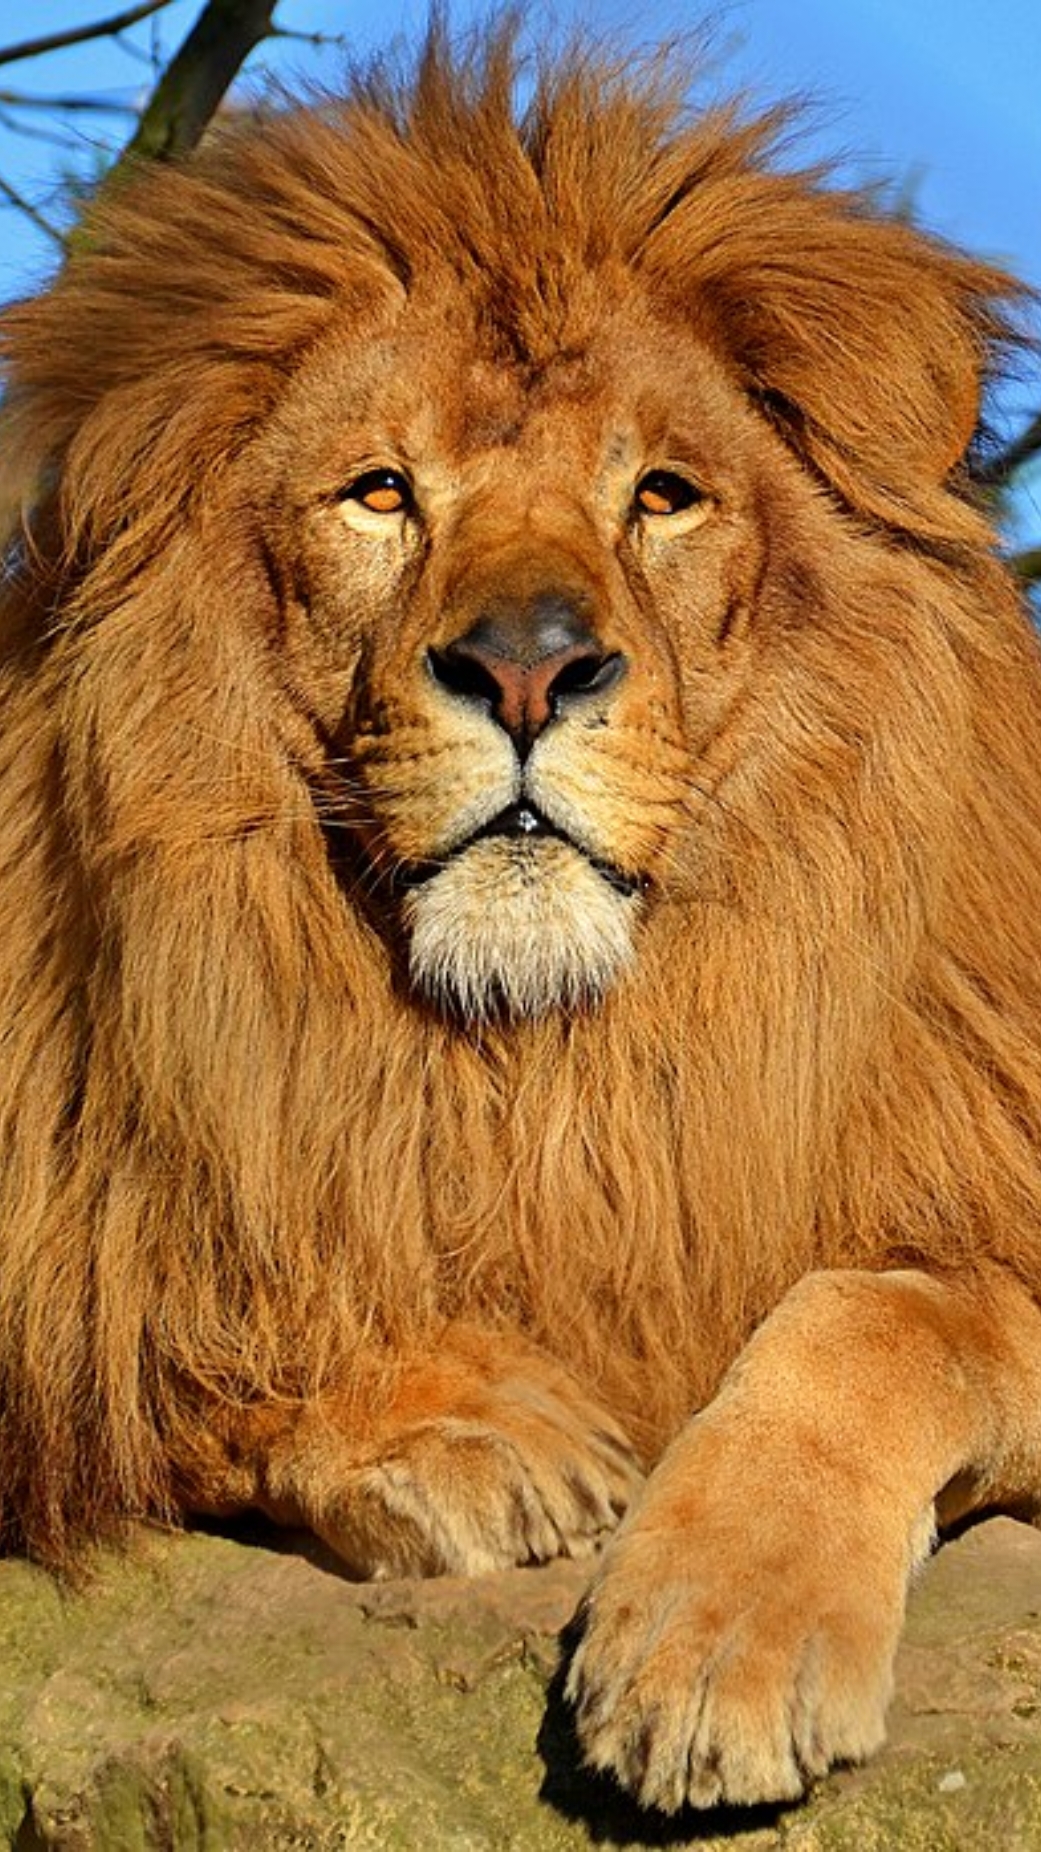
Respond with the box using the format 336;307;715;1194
394;802;643;898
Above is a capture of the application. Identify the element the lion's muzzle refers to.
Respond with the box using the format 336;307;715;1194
398;576;644;1018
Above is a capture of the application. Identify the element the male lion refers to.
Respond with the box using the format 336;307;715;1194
0;29;1039;1817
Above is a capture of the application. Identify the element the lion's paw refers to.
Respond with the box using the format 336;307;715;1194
565;1525;902;1813
314;1395;643;1580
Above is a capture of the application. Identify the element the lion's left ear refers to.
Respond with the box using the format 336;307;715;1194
648;184;1019;541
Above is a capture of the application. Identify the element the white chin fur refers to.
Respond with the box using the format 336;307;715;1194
404;837;639;1019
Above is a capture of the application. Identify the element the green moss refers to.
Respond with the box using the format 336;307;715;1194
0;1525;1038;1849
784;1744;1041;1851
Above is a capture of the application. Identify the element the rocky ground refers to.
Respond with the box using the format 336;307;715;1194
0;1516;1038;1849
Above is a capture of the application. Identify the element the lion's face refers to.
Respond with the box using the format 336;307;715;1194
248;284;791;1017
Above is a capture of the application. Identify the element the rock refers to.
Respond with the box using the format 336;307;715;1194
0;1517;1038;1849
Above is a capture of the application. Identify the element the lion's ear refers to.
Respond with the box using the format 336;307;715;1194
648;182;1019;540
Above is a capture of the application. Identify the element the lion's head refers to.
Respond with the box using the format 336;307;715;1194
0;33;1012;1036
1;31;1039;1566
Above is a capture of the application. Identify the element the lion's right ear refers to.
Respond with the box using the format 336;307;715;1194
643;171;1021;543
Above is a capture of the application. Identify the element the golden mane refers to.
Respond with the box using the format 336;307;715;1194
0;28;1039;1595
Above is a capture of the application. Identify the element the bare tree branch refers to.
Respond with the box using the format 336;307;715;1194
269;27;350;48
1012;546;1041;587
0;2;174;71
0;90;140;117
0;105;87;150
119;0;278;165
976;412;1041;489
0;171;64;245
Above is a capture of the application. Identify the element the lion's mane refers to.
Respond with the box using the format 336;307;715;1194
1;32;1041;1568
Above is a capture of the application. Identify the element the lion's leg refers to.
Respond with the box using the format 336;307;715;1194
566;1265;1041;1813
176;1327;644;1578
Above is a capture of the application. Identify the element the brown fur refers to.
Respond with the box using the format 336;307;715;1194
2;27;1041;1810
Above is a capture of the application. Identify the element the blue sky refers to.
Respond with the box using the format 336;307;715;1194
0;0;1038;529
1;1;1037;291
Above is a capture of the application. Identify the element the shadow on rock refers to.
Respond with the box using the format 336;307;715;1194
537;1614;789;1847
190;1510;365;1579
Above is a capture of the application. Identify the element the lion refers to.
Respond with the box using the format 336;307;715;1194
0;25;1040;1817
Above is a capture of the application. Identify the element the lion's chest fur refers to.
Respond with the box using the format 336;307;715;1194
322;996;819;1451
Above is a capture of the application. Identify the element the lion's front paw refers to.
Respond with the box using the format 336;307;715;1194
310;1387;643;1580
565;1521;905;1813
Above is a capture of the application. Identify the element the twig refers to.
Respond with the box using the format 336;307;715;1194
0;90;140;117
0;171;65;245
269;28;350;47
0;1;174;70
0;105;86;150
976;413;1041;489
112;28;164;68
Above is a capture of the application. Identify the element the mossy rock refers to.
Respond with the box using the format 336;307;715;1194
0;1519;1038;1849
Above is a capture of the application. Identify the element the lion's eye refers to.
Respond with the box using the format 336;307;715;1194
634;471;701;517
341;469;413;514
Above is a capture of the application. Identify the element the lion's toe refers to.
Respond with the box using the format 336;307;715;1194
311;1404;643;1579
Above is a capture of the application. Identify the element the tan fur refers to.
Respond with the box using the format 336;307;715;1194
2;27;1041;1810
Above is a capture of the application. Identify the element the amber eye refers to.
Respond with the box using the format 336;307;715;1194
341;468;413;514
634;471;701;517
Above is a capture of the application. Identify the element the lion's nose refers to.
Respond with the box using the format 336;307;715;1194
427;595;625;754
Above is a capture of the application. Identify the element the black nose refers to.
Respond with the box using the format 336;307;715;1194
427;593;625;753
